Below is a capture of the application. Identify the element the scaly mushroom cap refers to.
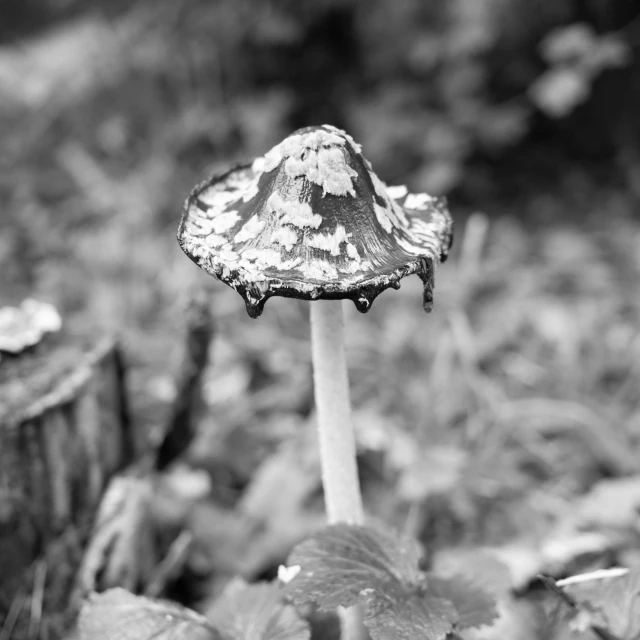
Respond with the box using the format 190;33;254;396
178;125;453;318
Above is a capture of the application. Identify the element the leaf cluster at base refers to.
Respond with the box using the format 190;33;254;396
77;579;310;640
281;523;499;640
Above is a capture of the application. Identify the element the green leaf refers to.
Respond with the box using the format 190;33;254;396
206;578;310;640
283;523;424;611
78;588;220;640
560;568;640;640
282;524;498;640
432;548;513;595
425;575;499;630
362;583;457;640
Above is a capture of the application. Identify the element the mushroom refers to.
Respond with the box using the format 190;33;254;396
0;298;62;358
177;124;453;637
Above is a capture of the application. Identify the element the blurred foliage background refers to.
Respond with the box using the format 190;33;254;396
2;0;640;199
2;0;640;508
3;2;640;636
2;0;639;347
2;0;640;476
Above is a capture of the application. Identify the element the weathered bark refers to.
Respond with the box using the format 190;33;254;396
0;333;132;636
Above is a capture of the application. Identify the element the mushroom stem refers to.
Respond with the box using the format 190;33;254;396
310;300;366;640
310;300;364;525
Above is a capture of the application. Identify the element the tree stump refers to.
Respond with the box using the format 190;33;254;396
0;332;133;636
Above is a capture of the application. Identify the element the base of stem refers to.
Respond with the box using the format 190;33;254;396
339;604;368;640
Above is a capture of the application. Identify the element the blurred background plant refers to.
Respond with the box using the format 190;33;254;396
2;0;639;197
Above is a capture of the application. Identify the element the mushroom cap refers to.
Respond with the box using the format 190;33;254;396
0;299;62;357
178;125;453;318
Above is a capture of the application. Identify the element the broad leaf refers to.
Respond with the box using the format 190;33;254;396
282;524;497;640
78;588;220;640
426;575;499;629
560;569;640;640
284;524;424;611
432;547;513;594
362;583;457;640
207;578;310;640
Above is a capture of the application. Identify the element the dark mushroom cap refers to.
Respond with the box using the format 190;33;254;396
178;125;453;318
